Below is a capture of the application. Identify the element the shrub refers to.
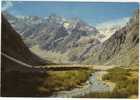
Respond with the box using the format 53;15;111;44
82;67;138;98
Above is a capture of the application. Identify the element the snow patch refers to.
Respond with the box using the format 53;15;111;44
96;17;130;42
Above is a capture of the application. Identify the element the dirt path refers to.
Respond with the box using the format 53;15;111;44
1;52;33;68
93;65;115;70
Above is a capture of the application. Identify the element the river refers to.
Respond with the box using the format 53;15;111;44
50;70;115;98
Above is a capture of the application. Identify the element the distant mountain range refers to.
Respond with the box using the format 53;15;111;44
3;10;139;66
3;11;104;52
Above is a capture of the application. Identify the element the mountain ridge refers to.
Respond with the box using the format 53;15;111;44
1;15;47;72
4;12;102;53
81;10;139;66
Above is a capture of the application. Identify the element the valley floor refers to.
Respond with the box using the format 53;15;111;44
82;65;138;98
51;70;115;97
42;65;138;98
2;62;138;98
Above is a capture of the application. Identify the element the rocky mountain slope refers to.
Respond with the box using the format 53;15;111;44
96;17;130;42
1;15;47;72
3;11;46;36
37;15;100;52
81;10;139;66
1;15;49;96
4;12;104;52
3;11;139;66
3;11;30;35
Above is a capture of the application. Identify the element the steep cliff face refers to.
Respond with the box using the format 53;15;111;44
2;15;47;72
1;15;48;97
83;11;139;66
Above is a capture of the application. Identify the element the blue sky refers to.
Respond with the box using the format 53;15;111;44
2;1;139;25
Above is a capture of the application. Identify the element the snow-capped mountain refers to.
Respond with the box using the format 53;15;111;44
96;17;130;42
3;12;103;52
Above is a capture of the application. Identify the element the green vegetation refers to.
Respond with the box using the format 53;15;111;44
82;67;138;98
39;69;93;95
103;67;138;98
3;69;93;97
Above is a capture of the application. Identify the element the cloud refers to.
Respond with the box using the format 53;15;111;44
2;1;13;11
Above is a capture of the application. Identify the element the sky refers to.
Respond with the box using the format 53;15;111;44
2;1;139;25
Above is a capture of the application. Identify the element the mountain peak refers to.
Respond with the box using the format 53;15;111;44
48;14;65;20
